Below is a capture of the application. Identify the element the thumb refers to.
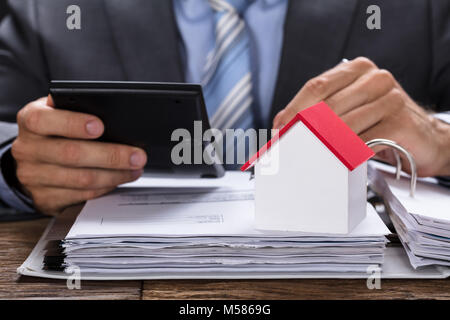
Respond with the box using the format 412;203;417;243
46;94;55;107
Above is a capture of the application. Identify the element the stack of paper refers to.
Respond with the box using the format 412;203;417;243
60;172;389;276
369;162;450;269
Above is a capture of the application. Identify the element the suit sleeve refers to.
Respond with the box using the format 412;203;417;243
0;0;48;214
429;0;450;112
0;0;48;124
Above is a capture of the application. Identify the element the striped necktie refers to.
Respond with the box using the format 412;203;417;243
202;0;255;165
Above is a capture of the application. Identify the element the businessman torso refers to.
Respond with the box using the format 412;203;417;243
1;0;449;127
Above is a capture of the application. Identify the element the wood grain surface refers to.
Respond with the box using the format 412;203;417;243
0;208;448;300
142;279;450;300
0;215;141;300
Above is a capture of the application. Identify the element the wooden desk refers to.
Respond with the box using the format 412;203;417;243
1;213;449;300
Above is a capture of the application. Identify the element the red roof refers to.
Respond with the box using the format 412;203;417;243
241;101;375;171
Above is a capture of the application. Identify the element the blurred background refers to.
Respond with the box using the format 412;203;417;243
0;1;6;22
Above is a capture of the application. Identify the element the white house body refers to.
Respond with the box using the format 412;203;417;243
242;102;375;234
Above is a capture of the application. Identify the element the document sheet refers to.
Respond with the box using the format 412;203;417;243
55;171;390;276
369;162;450;268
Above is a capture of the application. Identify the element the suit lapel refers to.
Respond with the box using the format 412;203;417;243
104;0;184;82
269;0;359;125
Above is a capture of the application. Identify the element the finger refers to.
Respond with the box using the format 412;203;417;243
273;57;377;128
371;146;413;175
340;90;395;135
358;87;408;143
325;69;396;116
18;98;104;139
29;186;115;215
359;117;402;146
272;109;288;129
297;57;378;105
16;162;143;190
373;149;398;163
360;117;419;174
47;94;54;107
21;137;148;169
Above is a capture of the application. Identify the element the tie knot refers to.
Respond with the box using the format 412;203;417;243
209;0;251;15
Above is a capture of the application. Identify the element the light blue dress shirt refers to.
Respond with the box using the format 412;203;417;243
174;0;288;126
0;144;34;213
0;0;289;213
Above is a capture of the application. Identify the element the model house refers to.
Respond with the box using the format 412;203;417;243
241;101;375;234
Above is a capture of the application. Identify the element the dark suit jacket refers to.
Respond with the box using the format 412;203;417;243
0;0;449;141
0;1;8;22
